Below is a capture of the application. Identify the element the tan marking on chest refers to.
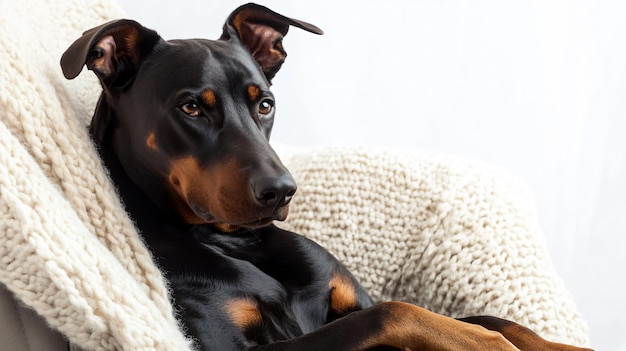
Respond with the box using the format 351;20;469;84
225;298;262;330
329;274;358;314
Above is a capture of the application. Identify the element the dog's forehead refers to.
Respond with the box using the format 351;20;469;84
141;38;269;91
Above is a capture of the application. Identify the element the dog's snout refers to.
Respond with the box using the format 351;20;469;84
252;174;297;208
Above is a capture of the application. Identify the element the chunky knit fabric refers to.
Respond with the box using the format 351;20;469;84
277;146;589;346
0;0;194;350
0;0;588;349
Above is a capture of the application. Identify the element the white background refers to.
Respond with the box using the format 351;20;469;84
116;1;625;349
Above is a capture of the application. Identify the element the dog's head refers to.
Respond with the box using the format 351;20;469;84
61;3;322;231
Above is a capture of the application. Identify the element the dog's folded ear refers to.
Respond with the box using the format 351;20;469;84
221;3;323;81
61;20;162;143
60;19;162;88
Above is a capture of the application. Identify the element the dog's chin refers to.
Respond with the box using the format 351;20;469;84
188;203;290;232
213;218;275;233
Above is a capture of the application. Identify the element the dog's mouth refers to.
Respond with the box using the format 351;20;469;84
213;217;277;233
169;181;291;230
188;202;289;232
167;156;293;231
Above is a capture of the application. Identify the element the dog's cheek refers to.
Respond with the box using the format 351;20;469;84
212;172;260;223
167;156;219;223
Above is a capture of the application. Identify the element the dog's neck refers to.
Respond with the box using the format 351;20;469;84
97;128;183;231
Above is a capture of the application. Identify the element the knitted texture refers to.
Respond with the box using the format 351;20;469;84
276;146;590;346
0;0;194;350
0;0;589;349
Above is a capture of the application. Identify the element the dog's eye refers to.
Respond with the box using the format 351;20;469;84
180;102;202;117
258;99;274;115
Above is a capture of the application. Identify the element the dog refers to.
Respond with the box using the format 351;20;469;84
61;3;593;350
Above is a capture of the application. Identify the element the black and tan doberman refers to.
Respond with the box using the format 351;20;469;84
60;3;592;351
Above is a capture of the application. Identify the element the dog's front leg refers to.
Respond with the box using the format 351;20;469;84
460;316;594;351
256;302;519;351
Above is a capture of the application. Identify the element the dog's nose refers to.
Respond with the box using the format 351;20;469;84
252;174;297;208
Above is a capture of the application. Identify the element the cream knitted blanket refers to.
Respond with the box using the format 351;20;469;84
0;0;589;349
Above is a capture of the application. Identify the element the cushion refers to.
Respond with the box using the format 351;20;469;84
277;146;589;345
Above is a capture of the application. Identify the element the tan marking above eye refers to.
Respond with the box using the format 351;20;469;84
247;85;260;101
329;274;358;314
202;89;217;107
224;298;262;330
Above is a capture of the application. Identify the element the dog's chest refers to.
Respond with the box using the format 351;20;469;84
164;228;333;342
